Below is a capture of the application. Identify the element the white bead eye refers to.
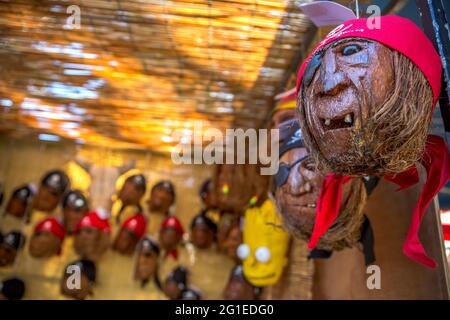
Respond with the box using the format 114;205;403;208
237;244;250;260
255;246;271;263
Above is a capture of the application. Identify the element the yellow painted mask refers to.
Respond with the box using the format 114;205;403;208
240;199;290;287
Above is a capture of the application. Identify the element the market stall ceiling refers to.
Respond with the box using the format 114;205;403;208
0;0;315;152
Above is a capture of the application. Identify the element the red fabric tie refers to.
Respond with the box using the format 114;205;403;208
309;135;450;268
308;174;352;248
385;135;450;268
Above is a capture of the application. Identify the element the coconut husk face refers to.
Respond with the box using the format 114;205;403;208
298;39;434;177
212;136;271;214
275;147;367;251
213;163;270;214
277;177;366;251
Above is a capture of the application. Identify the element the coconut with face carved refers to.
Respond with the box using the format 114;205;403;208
295;15;450;268
274;121;371;251
296;15;442;177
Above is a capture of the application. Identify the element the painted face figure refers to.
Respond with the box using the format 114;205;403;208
0;232;25;267
134;237;159;283
29;218;65;258
276;148;320;230
298;37;434;176
5;185;35;219
223;265;258;300
73;212;110;261
147;181;175;214
62;190;89;235
239;199;290;287
118;174;146;207
60;259;96;300
190;214;217;250
159;216;184;253
275;125;367;250
33;170;70;212
113;214;146;255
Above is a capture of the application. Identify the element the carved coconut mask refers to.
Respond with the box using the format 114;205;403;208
73;212;110;261
295;16;448;268
296;16;441;177
274;124;367;250
299;39;433;176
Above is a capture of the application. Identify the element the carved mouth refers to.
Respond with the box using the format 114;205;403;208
320;112;354;131
247;272;276;280
289;202;316;209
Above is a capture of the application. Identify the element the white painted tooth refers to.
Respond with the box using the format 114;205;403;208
304;182;311;192
324;118;331;126
344;114;352;124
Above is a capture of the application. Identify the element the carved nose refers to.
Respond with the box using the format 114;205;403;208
320;72;347;95
318;51;348;95
286;164;309;196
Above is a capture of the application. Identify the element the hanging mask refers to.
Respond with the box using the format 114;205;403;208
297;16;442;177
239;199;289;287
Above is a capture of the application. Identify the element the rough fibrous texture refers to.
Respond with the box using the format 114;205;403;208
298;49;434;177
281;178;367;251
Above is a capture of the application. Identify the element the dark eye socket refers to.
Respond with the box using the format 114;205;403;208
341;44;362;56
303;159;316;171
275;163;290;189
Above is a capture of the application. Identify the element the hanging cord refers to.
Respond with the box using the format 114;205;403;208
355;0;360;19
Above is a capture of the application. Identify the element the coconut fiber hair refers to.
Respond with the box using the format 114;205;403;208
298;44;434;177
281;178;367;251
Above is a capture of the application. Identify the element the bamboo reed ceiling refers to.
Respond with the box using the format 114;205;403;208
0;0;314;152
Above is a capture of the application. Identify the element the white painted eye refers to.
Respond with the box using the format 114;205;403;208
237;244;250;260
255;246;271;263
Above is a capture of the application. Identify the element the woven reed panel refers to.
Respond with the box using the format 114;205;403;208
0;0;313;152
